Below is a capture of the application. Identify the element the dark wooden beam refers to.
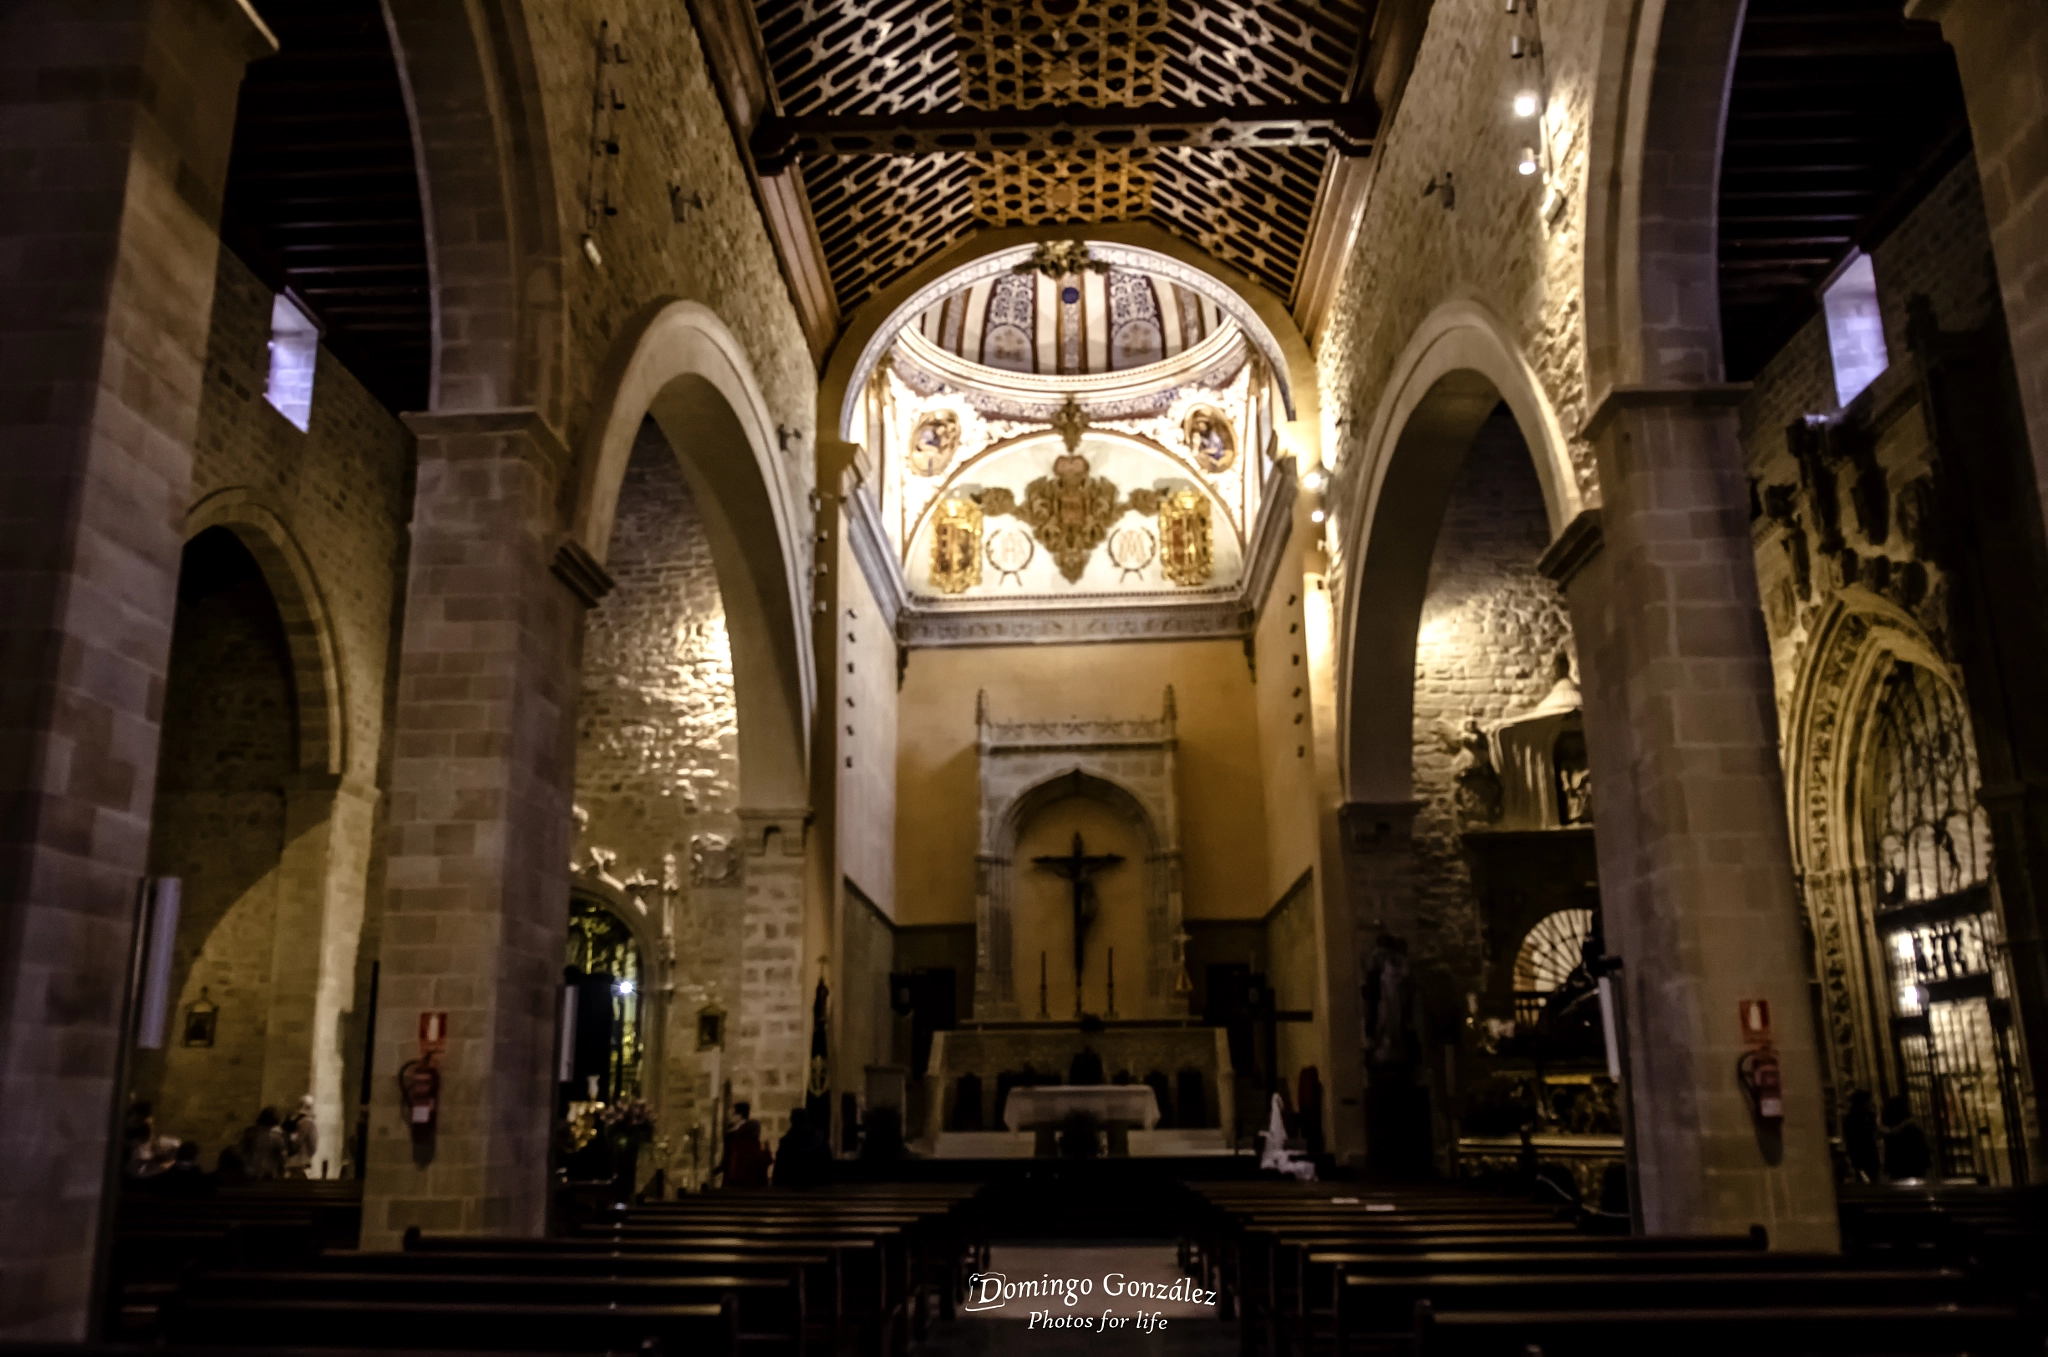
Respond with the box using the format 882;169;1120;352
751;101;1381;174
686;0;840;364
1295;0;1432;333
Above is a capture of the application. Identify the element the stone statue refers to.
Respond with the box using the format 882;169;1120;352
1448;717;1503;825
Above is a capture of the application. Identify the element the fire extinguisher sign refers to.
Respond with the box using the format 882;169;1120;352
418;1011;449;1056
1738;999;1771;1047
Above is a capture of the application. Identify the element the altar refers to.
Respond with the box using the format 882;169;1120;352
1004;1083;1160;1132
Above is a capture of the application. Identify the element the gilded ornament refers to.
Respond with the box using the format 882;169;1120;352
1012;240;1112;280
1051;394;1089;451
1001;452;1121;583
1183;406;1236;474
908;409;962;477
930;496;984;594
1157;487;1213;587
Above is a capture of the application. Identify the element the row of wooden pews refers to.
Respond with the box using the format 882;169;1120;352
107;1180;364;1340
147;1182;982;1357
1183;1180;2043;1357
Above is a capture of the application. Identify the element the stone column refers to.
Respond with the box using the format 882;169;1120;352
1560;388;1838;1251
0;0;272;1336
733;809;811;1132
263;775;379;1171
1337;800;1432;1176
359;411;600;1248
1906;0;2048;529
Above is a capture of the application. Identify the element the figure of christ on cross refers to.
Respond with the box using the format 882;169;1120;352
1032;831;1126;1017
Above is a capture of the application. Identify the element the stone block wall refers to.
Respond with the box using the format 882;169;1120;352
136;244;414;1167
573;423;745;1168
1743;156;2004;701
1410;412;1574;987
524;0;815;515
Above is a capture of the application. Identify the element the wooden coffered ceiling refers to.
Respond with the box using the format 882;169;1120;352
691;0;1428;357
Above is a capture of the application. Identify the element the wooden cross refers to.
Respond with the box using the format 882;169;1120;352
1032;832;1125;1016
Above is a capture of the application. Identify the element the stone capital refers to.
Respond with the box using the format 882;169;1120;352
1581;382;1751;443
401;406;572;471
1537;508;1604;589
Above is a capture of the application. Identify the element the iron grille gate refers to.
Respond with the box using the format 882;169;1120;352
1866;661;2028;1184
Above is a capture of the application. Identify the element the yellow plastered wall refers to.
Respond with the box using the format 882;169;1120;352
894;640;1274;937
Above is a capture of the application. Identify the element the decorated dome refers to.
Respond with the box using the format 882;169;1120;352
910;264;1233;378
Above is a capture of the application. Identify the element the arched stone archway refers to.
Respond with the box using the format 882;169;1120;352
381;0;564;417
186;491;345;777
1336;300;1582;806
571;298;815;808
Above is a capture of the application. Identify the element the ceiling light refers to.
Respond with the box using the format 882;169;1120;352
1310;508;1326;524
1517;147;1539;177
616;978;636;996
1513;90;1539;118
1303;469;1325;490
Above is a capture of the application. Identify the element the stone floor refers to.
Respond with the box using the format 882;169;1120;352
922;1242;1237;1357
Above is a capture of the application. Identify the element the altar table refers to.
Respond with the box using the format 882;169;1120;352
1004;1084;1160;1132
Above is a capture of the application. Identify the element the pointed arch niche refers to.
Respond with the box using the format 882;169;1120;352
974;690;1184;1020
1786;594;2031;1182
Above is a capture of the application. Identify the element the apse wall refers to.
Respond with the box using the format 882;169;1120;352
1409;412;1574;987
893;639;1275;981
575;426;744;1166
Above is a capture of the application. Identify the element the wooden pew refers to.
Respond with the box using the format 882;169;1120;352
1412;1299;2038;1357
161;1293;736;1357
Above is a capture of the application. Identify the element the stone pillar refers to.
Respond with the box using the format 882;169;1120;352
1338;800;1433;1177
733;809;811;1133
1560;388;1837;1251
359;412;598;1248
0;0;272;1336
1907;0;2048;529
263;776;379;1172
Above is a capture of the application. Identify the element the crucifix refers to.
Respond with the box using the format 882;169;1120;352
1032;832;1125;1017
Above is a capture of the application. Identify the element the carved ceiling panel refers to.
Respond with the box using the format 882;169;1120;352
752;0;1376;312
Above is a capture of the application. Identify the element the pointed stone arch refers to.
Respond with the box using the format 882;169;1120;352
1335;299;1583;803
184;489;345;779
571;298;815;810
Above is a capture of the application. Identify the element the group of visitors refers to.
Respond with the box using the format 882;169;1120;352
712;1101;839;1188
122;1094;325;1191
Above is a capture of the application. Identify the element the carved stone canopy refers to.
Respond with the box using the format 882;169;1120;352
972;688;1184;1019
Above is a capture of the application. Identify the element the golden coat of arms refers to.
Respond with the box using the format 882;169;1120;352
983;453;1121;583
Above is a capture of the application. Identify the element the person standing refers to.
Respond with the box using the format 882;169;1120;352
240;1107;286;1180
284;1095;319;1178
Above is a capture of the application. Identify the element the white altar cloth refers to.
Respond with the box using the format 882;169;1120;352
1003;1084;1160;1131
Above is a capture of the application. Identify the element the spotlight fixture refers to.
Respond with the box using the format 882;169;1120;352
1310;508;1327;524
1517;147;1540;177
1513;90;1539;118
581;234;603;267
1303;469;1325;491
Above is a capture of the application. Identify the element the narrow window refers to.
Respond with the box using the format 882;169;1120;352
1822;252;1887;407
264;292;319;431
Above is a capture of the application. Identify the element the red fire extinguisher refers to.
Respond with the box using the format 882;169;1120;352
1737;1046;1784;1123
398;1056;441;1137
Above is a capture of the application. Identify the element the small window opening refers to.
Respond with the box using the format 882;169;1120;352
265;292;319;431
1822;252;1888;407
